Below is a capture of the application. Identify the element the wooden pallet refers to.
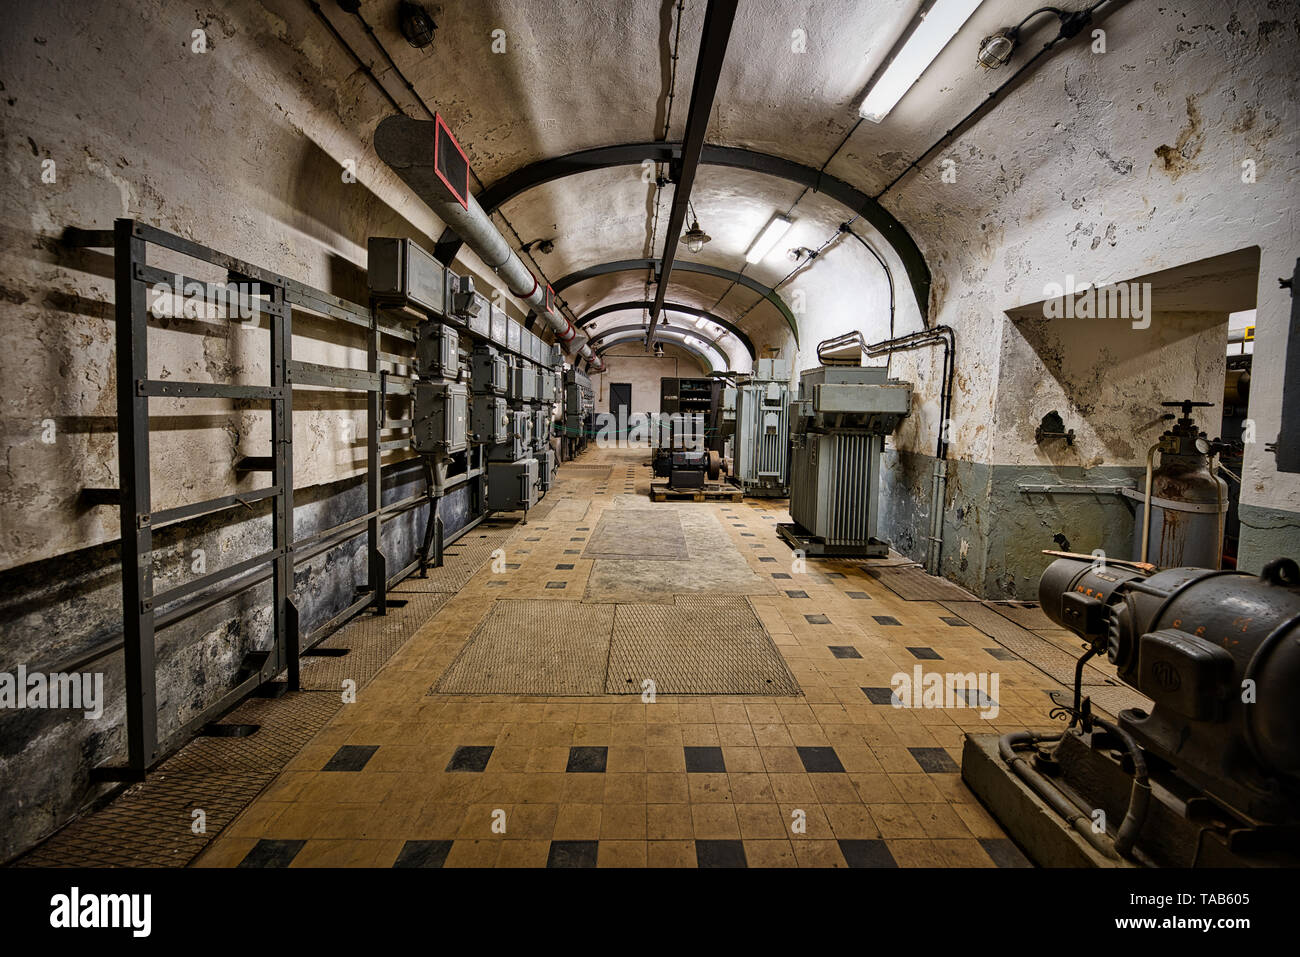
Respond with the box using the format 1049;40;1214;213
649;481;743;503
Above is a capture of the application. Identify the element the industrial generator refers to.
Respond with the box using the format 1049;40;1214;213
963;553;1300;867
778;365;912;556
730;358;791;497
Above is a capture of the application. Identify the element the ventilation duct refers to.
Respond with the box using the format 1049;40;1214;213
374;115;605;372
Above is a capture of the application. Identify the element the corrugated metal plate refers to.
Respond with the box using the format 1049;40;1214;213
867;565;977;601
606;596;801;695
431;599;615;695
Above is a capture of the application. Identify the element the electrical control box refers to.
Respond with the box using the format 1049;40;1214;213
471;345;508;395
489;303;508;346
472;394;509;445
412;381;468;455
367;237;447;319
416;321;460;380
516;360;538;403
539;368;557;404
489;410;529;462
507;319;522;356
486;457;539;512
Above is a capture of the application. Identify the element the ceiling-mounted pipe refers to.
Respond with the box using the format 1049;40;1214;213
373;115;606;372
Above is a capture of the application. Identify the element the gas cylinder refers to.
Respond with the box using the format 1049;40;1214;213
1132;400;1229;569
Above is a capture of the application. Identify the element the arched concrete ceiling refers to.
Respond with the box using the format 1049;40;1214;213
341;0;1037;369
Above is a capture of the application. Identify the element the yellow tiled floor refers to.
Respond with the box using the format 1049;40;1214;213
195;446;1058;868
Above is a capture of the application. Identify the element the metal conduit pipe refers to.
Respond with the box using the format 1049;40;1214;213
999;731;1122;861
373;115;606;372
865;326;955;575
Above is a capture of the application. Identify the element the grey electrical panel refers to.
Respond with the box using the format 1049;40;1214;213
489;304;508;346
532;407;551;451
416;321;460;380
472;394;509;444
507;320;522;356
486;457;539;512
490;410;529;462
539;368;557;403
516;360;538;402
412;381;469;455
472;345;508;395
367;237;446;318
537;447;556;492
551;343;563;368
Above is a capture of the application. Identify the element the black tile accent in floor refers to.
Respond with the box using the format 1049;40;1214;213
237;839;306;868
446;745;494;772
873;615;901;626
908;746;960;773
828;646;861;659
979;838;1033;868
393;839;453;868
846;591;871;600
758;556;777;563
985;647;1019;661
566;746;608;773
545;581;567;589
564;549;581;555
547;840;599;868
796;746;846;773
772;572;792;580
941;616;970;626
861;687;900;705
825;572;846;579
785;590;809;599
696;840;747;868
322;744;378;772
838;839;898;868
683;746;727;773
907;646;943;660
805;614;830;624
956;689;997;708
555;563;575;570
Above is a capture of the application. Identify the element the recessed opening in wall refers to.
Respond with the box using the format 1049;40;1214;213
1003;246;1261;570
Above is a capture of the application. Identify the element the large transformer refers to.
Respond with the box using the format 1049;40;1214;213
778;366;912;556
731;358;791;497
964;555;1300;867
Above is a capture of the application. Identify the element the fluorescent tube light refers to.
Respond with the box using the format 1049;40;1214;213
745;215;793;264
858;0;984;123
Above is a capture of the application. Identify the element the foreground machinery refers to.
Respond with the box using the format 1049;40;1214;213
729;358;792;497
963;553;1300;867
778;365;913;557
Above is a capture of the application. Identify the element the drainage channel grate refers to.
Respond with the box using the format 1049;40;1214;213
940;601;1117;688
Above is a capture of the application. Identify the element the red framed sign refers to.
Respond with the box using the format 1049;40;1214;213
433;113;470;210
543;283;555;315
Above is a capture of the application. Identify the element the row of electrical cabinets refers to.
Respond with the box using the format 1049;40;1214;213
369;236;562;369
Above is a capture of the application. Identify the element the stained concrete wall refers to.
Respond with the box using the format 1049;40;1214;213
0;0;533;860
874;1;1298;594
590;343;710;415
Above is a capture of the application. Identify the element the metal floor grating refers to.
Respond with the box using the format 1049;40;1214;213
940;600;1120;688
14;520;503;867
431;599;615;695
392;525;513;594
866;565;977;601
299;591;452;691
984;600;1057;632
431;595;802;697
15;691;342;867
606;596;801;696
